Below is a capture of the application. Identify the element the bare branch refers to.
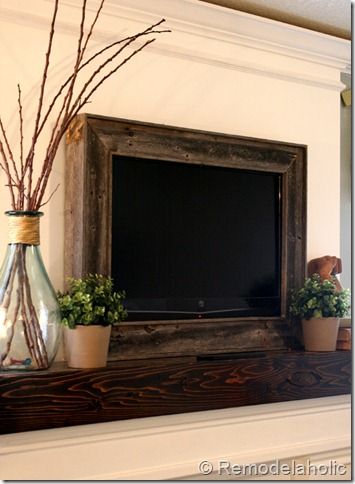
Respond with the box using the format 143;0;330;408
80;0;105;60
79;19;167;71
36;20;168;141
17;85;24;175
0;139;16;208
31;27;163;209
68;36;155;121
62;0;88;121
2;0;169;211
33;37;157;209
25;0;60;206
72;38;156;119
38;183;60;208
17;84;25;208
0;118;20;184
29;0;89;209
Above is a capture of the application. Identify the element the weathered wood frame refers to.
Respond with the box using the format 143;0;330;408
65;114;307;360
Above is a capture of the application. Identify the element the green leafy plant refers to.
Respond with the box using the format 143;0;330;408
58;274;127;329
290;274;350;320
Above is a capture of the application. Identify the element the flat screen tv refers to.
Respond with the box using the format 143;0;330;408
65;115;307;356
112;155;281;320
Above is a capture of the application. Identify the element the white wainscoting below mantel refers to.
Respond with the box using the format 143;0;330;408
0;394;350;480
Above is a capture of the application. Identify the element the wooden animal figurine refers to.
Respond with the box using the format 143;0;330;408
307;255;342;291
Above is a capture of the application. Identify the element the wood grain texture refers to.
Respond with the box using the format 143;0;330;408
109;319;293;361
0;351;350;434
64;114;307;358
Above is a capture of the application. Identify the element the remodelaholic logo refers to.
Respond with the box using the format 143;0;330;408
198;459;347;477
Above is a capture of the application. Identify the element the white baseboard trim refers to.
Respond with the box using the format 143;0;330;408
0;395;350;480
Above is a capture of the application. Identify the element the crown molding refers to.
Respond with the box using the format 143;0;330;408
97;0;351;70
0;0;351;90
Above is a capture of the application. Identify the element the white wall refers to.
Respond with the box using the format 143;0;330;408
0;0;351;479
340;72;351;289
0;0;350;291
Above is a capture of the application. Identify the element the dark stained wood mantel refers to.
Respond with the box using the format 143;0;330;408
0;350;350;435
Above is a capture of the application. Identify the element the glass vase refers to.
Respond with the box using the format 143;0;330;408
0;211;61;370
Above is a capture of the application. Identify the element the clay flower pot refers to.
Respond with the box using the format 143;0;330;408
302;318;340;351
64;325;112;368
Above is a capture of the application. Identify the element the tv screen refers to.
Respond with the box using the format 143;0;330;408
112;156;281;320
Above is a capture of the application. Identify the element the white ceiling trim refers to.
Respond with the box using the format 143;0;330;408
149;44;345;91
97;0;351;70
201;0;351;40
0;0;351;92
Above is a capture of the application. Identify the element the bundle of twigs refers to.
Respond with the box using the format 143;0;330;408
0;0;169;211
0;0;169;369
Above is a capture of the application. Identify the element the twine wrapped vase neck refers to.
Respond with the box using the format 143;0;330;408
6;211;43;246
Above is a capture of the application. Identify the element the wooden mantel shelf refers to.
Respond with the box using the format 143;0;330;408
0;350;350;435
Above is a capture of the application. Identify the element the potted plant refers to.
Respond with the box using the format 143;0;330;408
58;274;127;368
290;274;350;351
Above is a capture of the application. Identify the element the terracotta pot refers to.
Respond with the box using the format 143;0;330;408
64;325;111;368
302;317;340;351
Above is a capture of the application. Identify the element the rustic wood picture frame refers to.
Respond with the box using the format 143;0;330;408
65;114;307;360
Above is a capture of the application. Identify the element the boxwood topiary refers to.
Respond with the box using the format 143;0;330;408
290;274;350;320
58;274;127;329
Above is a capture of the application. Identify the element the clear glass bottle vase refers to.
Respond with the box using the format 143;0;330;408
0;211;61;370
